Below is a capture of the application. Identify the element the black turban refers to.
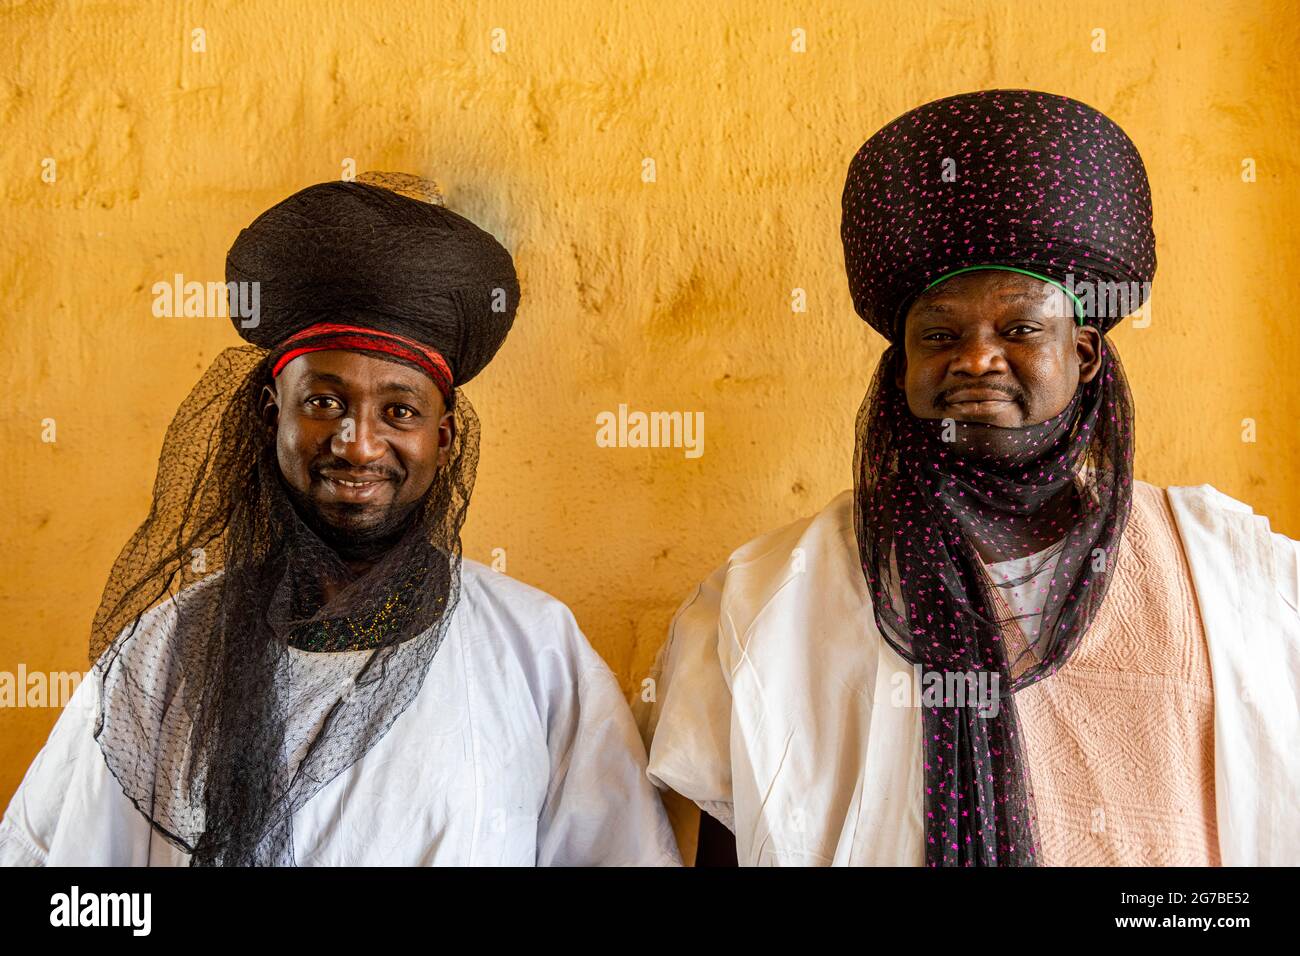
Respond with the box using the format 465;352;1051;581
226;180;519;387
841;89;1156;340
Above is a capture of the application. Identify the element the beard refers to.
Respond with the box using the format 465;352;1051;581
278;471;424;566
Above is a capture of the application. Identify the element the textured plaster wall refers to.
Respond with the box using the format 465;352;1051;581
2;1;1297;853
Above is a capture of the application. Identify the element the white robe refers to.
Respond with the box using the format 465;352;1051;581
640;484;1300;866
1;560;682;867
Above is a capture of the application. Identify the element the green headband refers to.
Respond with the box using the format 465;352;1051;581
922;265;1086;325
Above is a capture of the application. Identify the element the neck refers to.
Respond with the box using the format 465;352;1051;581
321;561;375;604
342;557;376;577
970;483;1079;563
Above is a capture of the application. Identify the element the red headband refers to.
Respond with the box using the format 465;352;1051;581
271;323;454;402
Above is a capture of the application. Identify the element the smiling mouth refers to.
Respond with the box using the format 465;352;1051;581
318;474;393;502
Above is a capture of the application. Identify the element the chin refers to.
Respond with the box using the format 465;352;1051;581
952;411;1023;427
319;504;389;532
940;402;1024;427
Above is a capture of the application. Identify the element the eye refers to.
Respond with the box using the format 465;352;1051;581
388;404;420;420
921;331;956;343
305;395;343;411
1006;324;1042;336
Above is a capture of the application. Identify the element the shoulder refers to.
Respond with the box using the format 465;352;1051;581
1129;479;1291;544
726;489;855;570
1161;481;1296;548
725;489;858;584
458;559;581;630
1131;477;1166;504
691;490;864;635
455;559;602;667
1124;477;1251;524
454;561;630;734
1163;481;1261;519
95;571;226;672
1162;481;1298;571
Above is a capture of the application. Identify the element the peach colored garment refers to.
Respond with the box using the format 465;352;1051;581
1008;482;1219;865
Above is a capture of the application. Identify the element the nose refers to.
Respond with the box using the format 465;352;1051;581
948;331;1009;377
330;413;386;465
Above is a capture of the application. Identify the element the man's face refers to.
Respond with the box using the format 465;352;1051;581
262;350;453;539
897;271;1101;427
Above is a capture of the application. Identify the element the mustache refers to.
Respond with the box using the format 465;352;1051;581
310;459;404;482
935;383;1024;407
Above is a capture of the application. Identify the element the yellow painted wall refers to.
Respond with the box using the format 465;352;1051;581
2;1;1297;859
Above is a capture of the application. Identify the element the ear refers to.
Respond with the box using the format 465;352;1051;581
1074;325;1103;384
259;383;280;430
436;410;456;468
892;345;907;391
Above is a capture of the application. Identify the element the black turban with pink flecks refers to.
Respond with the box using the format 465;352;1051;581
842;89;1156;341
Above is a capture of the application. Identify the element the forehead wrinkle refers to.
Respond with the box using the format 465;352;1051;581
292;362;432;396
301;370;346;386
376;380;426;397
